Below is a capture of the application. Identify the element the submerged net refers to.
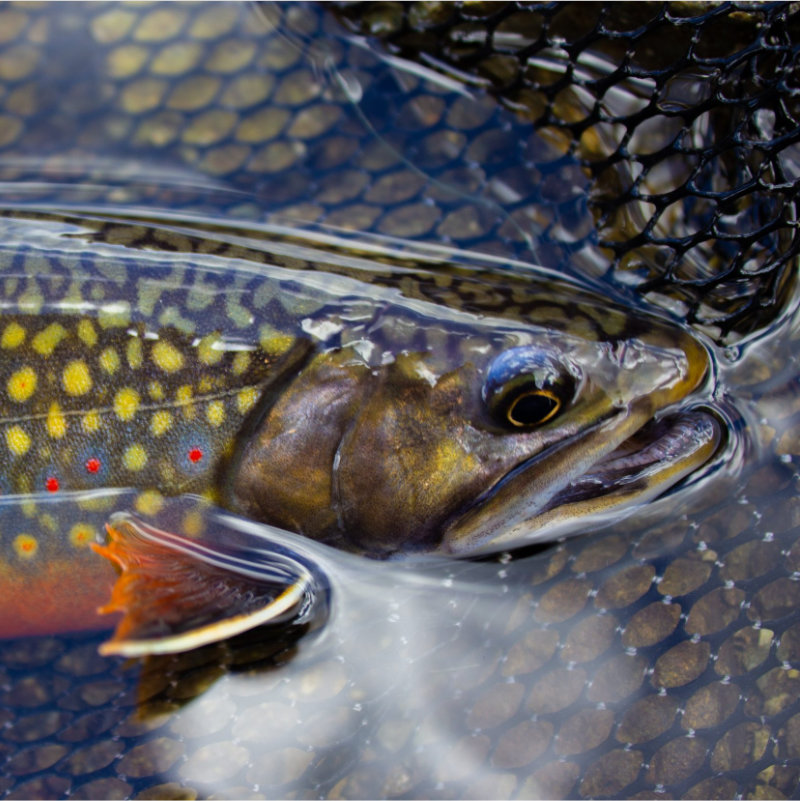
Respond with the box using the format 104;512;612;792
0;3;794;342
335;2;800;341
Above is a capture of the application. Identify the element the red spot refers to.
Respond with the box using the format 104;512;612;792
86;457;101;474
45;477;59;493
188;448;203;464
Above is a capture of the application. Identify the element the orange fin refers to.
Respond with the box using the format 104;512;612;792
92;512;317;658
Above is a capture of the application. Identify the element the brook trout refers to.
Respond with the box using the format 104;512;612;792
0;212;720;649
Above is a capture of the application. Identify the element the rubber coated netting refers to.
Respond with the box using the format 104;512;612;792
334;2;800;342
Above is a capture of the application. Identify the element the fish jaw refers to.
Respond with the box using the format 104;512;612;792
441;332;721;555
332;324;719;555
441;404;721;555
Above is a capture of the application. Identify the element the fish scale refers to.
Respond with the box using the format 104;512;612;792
0;3;797;801
0;314;261;495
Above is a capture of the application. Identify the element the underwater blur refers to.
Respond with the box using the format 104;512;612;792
0;3;799;800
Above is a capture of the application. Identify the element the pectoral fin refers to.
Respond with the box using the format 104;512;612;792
92;510;318;658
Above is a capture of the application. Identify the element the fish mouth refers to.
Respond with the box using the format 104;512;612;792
538;408;722;512
443;406;723;555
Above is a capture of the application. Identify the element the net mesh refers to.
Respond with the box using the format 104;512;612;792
335;1;800;341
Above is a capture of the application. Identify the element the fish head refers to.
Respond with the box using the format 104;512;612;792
229;289;721;557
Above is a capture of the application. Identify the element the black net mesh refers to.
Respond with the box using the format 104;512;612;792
335;1;800;341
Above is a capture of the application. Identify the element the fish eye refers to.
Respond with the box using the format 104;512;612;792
483;346;576;429
506;389;560;427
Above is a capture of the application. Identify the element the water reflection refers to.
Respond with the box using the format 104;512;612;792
0;2;798;799
1;328;798;797
52;337;792;798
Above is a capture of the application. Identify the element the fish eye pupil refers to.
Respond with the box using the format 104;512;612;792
484;346;575;429
507;391;559;427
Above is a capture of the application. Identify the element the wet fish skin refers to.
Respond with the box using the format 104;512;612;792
0;214;713;537
0;212;716;633
0;314;272;500
231;319;715;555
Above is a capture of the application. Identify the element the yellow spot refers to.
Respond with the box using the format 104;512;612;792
39;514;57;534
259;325;294;357
206;400;225;427
32;323;67;356
148;380;165;401
6;425;30;455
1;321;25;349
232;350;251;375
150;410;172;436
123;443;148;471
99;346;120;374
77;494;114;513
237;386;257;414
7;366;36;402
82;410;101;432
182;509;205;538
135;490;164;516
152;339;185;372
127;337;143;368
177;385;195;419
62;360;93;396
46;402;67;439
69;523;96;548
113;387;140;421
13;533;37;559
197;332;224;365
77;319;98;347
198;376;213;394
98;301;131;329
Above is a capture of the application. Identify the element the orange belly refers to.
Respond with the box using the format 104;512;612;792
0;555;120;639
